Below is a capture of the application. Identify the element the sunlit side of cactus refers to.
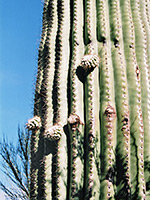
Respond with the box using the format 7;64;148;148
27;0;150;199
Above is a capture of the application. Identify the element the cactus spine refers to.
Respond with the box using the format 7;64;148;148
27;0;150;199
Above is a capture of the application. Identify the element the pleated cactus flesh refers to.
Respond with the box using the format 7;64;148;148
28;0;150;199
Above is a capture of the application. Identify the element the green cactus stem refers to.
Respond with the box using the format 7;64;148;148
28;0;150;199
121;0;147;198
109;0;132;198
26;116;41;199
97;0;117;199
83;0;100;198
130;0;150;195
67;114;84;199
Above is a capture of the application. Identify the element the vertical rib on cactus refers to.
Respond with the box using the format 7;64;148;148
109;0;131;198
130;0;150;196
34;0;49;113
121;0;146;198
27;116;41;199
67;123;78;199
69;0;84;115
67;114;84;199
83;0;100;199
82;46;100;199
145;0;150;27
51;0;70;199
30;1;50;198
53;0;70;125
140;0;150;68
140;0;150;195
97;0;116;199
67;0;85;199
30;129;39;199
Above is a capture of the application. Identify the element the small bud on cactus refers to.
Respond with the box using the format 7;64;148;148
81;54;100;70
44;124;63;141
68;114;83;131
105;105;116;117
26;116;41;130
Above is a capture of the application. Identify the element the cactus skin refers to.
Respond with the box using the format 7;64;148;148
28;0;150;199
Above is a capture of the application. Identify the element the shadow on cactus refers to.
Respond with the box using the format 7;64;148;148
115;144;131;200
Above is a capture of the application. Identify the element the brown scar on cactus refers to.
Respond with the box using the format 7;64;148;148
44;124;63;141
26;116;42;130
104;105;116;119
121;112;130;131
68;113;84;131
135;65;140;79
114;39;119;48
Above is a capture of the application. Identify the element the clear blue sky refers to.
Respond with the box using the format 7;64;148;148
0;0;43;141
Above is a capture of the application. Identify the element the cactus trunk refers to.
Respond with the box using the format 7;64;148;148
27;0;150;199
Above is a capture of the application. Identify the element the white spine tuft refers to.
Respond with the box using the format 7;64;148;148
44;125;63;141
81;54;100;70
26;116;42;130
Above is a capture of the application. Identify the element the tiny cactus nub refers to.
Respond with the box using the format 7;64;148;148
68;113;83;131
26;116;41;131
81;54;100;70
44;124;63;141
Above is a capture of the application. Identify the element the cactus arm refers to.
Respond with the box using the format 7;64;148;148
97;0;117;199
109;0;132;198
120;0;146;198
130;0;150;195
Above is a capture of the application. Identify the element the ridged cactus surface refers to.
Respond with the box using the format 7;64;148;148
27;0;150;199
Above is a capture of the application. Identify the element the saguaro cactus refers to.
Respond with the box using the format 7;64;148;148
27;0;150;199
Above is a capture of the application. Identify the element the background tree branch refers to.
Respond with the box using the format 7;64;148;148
0;127;30;199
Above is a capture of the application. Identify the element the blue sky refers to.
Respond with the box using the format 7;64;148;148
0;0;43;142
